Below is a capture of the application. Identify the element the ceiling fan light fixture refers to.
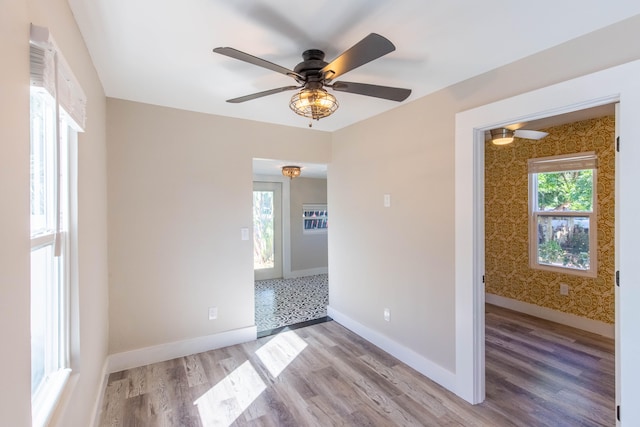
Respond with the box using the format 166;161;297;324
490;128;515;145
290;88;338;120
282;165;302;179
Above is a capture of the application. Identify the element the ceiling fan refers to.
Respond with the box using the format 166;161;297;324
213;33;412;122
488;127;549;145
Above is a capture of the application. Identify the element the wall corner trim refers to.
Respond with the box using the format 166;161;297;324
326;306;457;396
106;326;257;374
486;293;614;338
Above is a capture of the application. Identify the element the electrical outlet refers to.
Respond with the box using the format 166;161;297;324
208;306;218;320
384;308;390;322
560;283;569;296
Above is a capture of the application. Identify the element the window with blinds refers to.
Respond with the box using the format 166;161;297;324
29;23;85;427
528;152;598;277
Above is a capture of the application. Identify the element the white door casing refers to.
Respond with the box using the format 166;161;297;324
455;59;640;425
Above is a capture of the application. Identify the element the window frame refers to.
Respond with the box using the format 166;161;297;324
30;24;85;426
528;152;598;278
29;87;74;427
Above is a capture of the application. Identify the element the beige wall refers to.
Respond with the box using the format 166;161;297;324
329;15;640;372
330;91;458;368
4;5;640;425
290;178;328;272
1;2;31;425
485;116;615;324
107;99;331;353
1;0;109;425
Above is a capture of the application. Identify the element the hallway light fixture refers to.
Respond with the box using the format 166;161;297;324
282;165;302;179
490;128;515;145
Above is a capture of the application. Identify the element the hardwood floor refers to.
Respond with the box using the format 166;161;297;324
483;304;614;427
100;305;614;426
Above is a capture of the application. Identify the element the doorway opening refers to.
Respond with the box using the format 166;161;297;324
483;107;616;424
252;158;330;337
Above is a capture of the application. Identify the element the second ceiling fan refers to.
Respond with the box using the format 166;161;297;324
213;33;411;122
489;127;549;145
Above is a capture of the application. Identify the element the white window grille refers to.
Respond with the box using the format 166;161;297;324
528;152;597;277
30;24;85;427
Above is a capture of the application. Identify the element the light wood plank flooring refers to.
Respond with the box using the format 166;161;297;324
100;305;614;426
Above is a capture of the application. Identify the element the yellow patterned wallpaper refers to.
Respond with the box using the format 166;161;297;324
485;116;615;324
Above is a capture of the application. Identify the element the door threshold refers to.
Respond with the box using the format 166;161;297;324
257;316;332;339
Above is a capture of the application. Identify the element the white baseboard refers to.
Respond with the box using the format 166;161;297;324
327;306;457;395
486;293;614;338
284;267;328;279
106;326;257;373
91;359;110;427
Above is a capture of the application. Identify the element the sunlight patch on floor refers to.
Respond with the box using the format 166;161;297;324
255;330;308;378
194;360;266;427
194;331;308;426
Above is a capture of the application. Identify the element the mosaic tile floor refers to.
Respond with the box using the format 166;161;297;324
255;274;328;333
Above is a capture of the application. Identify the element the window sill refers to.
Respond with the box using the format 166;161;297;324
531;262;597;278
32;368;71;427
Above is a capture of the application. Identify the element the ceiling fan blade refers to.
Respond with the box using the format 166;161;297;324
321;33;395;83
514;129;549;140
331;81;411;102
226;86;300;103
213;47;303;80
244;4;314;48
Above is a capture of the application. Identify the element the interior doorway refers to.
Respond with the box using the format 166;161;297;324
483;108;617;424
253;181;283;280
453;61;640;422
252;158;330;336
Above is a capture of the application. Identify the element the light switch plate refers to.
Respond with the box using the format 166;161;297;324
384;194;391;208
241;227;249;241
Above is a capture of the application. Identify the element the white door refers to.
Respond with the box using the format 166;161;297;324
253;181;283;280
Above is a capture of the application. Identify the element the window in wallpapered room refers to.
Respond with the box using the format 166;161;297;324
528;152;597;277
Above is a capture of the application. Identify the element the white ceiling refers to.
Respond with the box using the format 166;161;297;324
68;0;640;132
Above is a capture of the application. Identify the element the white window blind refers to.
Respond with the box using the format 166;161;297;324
528;152;597;174
30;24;86;131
